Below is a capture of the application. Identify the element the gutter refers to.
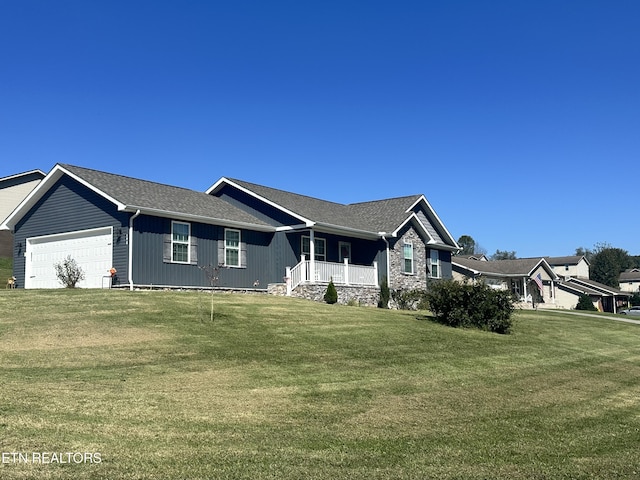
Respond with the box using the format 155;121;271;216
128;209;141;291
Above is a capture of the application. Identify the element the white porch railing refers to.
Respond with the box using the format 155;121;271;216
286;256;378;295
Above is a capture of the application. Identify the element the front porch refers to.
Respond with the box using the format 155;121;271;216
285;255;378;296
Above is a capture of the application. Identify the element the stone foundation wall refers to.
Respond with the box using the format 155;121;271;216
268;283;380;306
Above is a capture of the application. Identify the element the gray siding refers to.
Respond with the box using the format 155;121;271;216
131;216;288;289
12;175;129;288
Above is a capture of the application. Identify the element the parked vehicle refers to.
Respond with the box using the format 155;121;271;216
619;306;640;316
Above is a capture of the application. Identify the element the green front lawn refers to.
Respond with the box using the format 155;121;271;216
0;290;639;479
0;257;12;285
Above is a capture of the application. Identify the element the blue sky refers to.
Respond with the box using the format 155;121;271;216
1;1;638;257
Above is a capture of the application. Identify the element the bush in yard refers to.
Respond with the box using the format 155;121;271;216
630;292;640;307
324;280;338;304
391;289;428;310
378;277;390;308
54;255;85;288
425;279;514;334
575;293;597;311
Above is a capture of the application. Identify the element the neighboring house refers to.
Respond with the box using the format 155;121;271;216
451;256;559;305
0;170;45;257
545;255;590;279
556;277;631;313
452;255;631;312
619;268;640;293
1;164;459;302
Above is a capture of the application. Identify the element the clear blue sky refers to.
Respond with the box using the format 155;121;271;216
1;1;638;257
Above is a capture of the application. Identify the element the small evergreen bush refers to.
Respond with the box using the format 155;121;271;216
425;280;514;334
324;280;338;304
575;293;597;311
54;256;85;288
630;292;640;307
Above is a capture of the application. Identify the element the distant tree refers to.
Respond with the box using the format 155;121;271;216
457;235;476;255
575;246;594;262
590;245;631;288
490;249;517;260
630;255;640;269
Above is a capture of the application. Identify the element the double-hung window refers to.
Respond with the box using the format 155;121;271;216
172;221;190;263
403;242;414;274
302;236;326;261
430;249;440;278
225;229;241;267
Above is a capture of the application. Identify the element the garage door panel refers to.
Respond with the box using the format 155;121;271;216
26;228;113;289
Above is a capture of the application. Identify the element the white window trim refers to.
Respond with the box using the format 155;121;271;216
225;228;241;268
302;235;326;261
429;249;441;278
171;221;191;264
403;241;414;275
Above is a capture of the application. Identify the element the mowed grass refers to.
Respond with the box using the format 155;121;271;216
0;290;639;479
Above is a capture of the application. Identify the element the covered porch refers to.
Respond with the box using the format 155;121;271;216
285;255;378;296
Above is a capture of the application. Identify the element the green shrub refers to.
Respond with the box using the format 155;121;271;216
630;292;640;307
391;289;428;310
54;256;85;288
575;293;597;311
378;277;390;308
425;280;514;334
324;280;338;304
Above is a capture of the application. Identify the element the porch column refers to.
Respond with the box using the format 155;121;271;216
344;258;349;285
551;280;556;304
309;230;315;283
285;266;292;296
523;277;528;302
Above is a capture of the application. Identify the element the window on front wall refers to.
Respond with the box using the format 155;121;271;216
225;229;241;267
172;221;190;263
302;236;326;261
430;249;440;278
403;242;413;274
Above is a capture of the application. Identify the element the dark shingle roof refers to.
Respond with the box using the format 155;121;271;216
227;178;425;235
452;257;546;276
545;255;586;266
61;165;270;227
620;269;640;282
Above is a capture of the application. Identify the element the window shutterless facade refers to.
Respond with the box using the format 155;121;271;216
171;221;190;263
429;249;440;278
302;236;326;261
403;242;413;274
225;228;241;267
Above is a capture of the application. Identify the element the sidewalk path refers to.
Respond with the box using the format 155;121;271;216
547;309;640;325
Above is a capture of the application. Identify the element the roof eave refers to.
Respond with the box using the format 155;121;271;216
122;206;276;232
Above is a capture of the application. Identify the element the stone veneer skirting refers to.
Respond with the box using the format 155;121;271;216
268;283;380;307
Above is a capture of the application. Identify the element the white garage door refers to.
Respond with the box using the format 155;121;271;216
25;227;113;289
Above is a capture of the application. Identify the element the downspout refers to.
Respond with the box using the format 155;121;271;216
128;209;141;291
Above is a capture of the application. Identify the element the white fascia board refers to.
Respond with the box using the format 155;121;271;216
3;164;127;230
528;258;559;280
313;222;381;240
391;213;435;243
206;177;312;226
407;195;460;250
123;206;276;232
